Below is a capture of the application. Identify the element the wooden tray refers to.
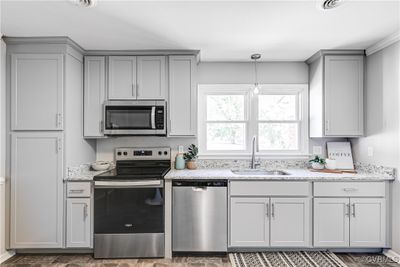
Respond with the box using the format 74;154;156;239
308;168;357;174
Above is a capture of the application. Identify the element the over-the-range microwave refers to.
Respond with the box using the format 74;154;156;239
103;100;166;136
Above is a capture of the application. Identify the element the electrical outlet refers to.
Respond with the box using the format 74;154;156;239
178;145;184;154
313;146;323;155
368;146;374;157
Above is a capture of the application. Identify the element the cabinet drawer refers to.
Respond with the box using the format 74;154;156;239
67;182;91;198
313;182;386;197
230;181;310;196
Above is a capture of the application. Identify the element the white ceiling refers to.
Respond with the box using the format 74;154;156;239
1;0;399;61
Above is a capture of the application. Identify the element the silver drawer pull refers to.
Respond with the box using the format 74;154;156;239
83;203;88;219
352;203;356;217
266;203;269;217
345;203;350;217
70;189;85;193
271;203;275;218
343;188;358;192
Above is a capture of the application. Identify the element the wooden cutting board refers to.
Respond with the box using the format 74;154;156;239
309;169;357;174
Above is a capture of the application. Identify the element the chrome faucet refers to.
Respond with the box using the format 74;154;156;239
251;136;260;169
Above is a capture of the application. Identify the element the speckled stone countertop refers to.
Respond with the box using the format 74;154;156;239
164;168;395;182
65;163;114;181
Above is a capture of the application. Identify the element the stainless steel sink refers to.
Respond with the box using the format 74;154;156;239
231;169;290;176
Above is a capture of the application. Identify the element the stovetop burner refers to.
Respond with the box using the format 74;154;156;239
94;147;171;181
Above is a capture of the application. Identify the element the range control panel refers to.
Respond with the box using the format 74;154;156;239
115;147;171;161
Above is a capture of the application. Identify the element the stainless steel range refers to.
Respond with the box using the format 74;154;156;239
93;147;171;258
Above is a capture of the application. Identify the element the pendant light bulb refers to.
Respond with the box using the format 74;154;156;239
251;53;261;95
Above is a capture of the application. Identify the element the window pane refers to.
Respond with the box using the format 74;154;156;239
258;95;296;120
207;95;245;121
258;123;298;150
207;123;246;150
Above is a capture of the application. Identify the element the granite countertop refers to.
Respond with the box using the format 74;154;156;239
65;163;114;181
164;168;395;182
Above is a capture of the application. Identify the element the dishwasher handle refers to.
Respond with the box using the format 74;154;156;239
173;180;227;187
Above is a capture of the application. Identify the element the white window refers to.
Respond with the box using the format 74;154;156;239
198;84;309;158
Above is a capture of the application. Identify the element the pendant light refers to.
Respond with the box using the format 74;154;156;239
251;54;261;94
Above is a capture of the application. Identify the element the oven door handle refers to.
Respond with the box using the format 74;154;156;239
151;106;156;129
94;180;163;188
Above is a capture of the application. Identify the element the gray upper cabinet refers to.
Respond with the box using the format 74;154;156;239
308;51;364;137
10;132;64;248
84;56;106;138
108;56;137;100
11;54;64;131
168;55;197;136
137;56;166;100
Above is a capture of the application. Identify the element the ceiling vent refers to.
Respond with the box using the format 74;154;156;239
71;0;97;8
319;0;342;10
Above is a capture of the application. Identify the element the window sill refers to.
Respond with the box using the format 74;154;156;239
198;153;311;160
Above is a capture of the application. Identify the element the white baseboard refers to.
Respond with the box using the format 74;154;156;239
0;250;15;264
383;249;400;264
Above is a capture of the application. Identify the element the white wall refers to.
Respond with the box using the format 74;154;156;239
97;61;339;161
351;41;400;253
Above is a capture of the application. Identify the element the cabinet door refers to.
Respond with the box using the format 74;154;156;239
324;55;364;136
10;132;63;248
66;198;91;248
168;56;197;136
270;198;310;247
84;56;106;137
230;197;269;247
314;198;349;247
350;198;386;247
137;56;166;100
11;54;63;130
108;56;136;100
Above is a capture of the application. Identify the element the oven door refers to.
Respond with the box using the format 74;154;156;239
94;180;164;258
103;101;165;136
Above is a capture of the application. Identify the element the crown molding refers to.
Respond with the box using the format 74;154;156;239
306;49;365;64
366;31;400;56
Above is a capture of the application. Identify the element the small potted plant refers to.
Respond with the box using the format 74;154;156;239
183;144;199;170
309;155;326;170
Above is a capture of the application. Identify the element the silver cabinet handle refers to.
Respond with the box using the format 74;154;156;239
132;84;135;97
352;203;356;217
99;120;103;133
69;189;84;193
271;203;275;218
83;203;88;219
56;138;62;153
266;203;269;217
325;120;330;132
343;188;358;192
136;84;139;98
56;113;63;128
345;203;350;217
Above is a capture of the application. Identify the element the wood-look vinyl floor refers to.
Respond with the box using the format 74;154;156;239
1;253;397;267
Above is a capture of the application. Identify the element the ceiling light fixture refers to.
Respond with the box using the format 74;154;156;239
319;0;343;10
251;53;261;95
71;0;97;8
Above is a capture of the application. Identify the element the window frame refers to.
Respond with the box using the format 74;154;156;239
198;84;309;159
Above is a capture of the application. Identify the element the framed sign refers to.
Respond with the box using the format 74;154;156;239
327;142;354;170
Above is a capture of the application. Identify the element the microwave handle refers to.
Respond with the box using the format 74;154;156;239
151;106;156;129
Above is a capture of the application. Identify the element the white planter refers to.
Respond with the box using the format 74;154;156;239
311;162;325;170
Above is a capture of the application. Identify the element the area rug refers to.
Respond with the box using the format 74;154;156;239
229;251;348;267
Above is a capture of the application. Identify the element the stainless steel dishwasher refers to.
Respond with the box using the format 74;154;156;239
172;180;227;252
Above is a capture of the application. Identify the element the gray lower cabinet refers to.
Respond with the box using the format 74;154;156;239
84;56;106;138
270;198;310;247
230;196;310;248
11;53;64;131
313;197;386;248
230;197;269;247
10;132;64;248
66;198;91;248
